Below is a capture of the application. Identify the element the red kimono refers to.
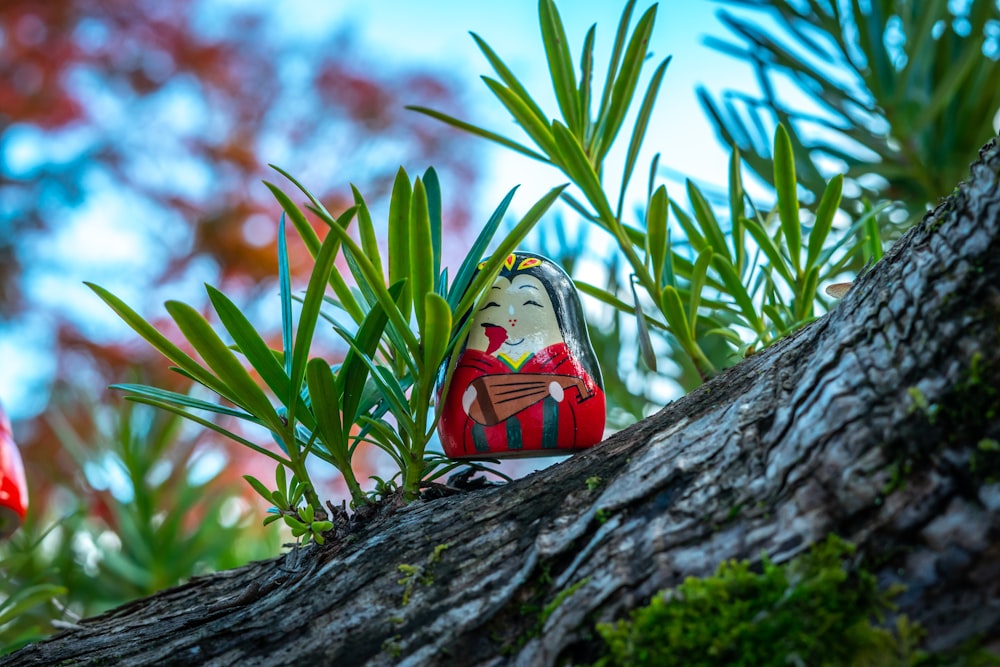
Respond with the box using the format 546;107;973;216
438;342;605;458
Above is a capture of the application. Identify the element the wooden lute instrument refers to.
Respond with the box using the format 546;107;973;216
467;373;591;426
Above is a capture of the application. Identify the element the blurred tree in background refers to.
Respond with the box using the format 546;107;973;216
0;0;480;648
581;0;1000;418
1;397;286;651
699;0;1000;231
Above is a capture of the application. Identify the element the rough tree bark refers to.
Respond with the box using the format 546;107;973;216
5;138;1000;666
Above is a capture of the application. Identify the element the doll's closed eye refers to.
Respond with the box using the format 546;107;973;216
480;301;500;311
523;300;544;308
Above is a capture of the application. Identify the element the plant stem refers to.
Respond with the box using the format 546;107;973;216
342;468;368;508
280;422;323;512
594;200;716;378
401;429;424;502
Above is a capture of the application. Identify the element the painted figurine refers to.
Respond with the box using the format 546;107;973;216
0;401;27;540
438;252;606;458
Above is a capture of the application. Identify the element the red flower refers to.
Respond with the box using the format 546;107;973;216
0;402;28;540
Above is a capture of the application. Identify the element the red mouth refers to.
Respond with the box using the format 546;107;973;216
482;324;507;355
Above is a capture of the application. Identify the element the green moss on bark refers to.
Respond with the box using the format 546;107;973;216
591;536;998;667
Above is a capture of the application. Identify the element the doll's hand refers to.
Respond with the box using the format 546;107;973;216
462;384;478;414
548;381;564;402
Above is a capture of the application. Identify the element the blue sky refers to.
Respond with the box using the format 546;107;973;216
289;0;753;207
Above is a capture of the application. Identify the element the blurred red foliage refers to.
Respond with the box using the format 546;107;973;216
0;0;482;519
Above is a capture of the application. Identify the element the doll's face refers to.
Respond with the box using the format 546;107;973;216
467;274;563;356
